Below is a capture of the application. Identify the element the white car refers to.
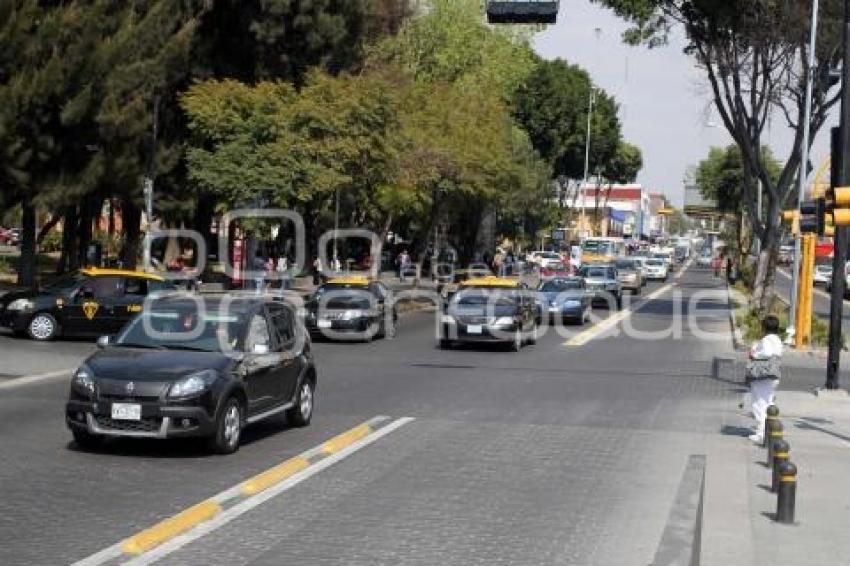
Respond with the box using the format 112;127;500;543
530;251;563;269
813;264;832;287
697;253;713;268
644;258;669;281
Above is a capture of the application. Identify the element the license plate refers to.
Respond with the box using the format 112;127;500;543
466;325;483;335
317;320;332;329
111;403;141;421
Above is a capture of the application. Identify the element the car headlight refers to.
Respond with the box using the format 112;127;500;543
72;365;96;396
168;370;217;398
7;298;34;311
341;309;366;321
492;317;515;327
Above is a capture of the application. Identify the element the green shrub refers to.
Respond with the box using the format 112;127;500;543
0;256;12;275
39;232;62;253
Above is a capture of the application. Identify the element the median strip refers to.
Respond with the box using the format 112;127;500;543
121;500;221;556
72;415;412;566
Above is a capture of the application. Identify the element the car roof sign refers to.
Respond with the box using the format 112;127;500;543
80;267;165;282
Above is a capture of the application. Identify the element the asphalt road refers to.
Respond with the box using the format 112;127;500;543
0;264;740;565
774;267;850;332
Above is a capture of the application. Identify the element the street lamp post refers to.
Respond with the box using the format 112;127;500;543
580;88;595;239
789;0;820;344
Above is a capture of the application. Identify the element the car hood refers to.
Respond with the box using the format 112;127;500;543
539;290;585;304
86;348;234;381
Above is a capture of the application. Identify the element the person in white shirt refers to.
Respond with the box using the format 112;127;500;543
747;315;783;444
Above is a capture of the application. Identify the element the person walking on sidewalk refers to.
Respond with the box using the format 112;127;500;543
746;315;783;444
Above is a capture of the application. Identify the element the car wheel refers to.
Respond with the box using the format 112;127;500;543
208;397;243;455
72;429;103;451
528;325;538;345
635;285;642;295
287;379;314;427
28;313;58;341
438;339;452;350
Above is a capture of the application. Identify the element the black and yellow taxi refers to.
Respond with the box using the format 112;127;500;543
0;268;175;341
304;276;397;340
439;276;537;351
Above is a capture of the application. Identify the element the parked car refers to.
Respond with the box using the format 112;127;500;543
535;277;591;325
579;264;622;309
65;295;316;454
778;245;794;265
614;258;644;295
697;252;713;268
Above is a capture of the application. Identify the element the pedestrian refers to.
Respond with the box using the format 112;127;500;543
712;255;722;278
398;250;410;282
253;254;267;292
312;256;323;286
746;315;783;444
277;255;289;290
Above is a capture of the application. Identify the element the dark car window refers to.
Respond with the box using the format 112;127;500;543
148;280;175;293
44;273;85;293
268;306;294;346
540;280;582;292
82;276;124;299
582;267;611;279
117;308;247;352
614;260;635;271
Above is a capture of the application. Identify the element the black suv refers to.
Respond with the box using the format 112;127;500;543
65;295;316;454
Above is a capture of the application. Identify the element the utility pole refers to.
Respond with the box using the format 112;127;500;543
580;88;595;239
826;0;850;389
790;0;820;343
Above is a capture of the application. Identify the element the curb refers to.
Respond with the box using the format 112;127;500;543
726;282;745;351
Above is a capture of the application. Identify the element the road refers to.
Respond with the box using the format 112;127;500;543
0;264;741;565
774;267;850;333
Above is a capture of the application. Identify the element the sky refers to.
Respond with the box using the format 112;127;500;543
530;2;835;208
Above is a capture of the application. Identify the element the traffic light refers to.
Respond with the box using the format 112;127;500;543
826;185;850;227
799;198;826;234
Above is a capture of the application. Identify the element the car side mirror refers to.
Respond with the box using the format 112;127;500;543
96;335;111;349
252;343;269;355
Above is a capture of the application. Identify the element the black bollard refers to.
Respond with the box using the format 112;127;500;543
768;420;784;467
764;405;780;448
771;439;790;493
776;461;797;524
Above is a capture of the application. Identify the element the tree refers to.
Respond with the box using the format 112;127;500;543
594;0;844;309
694;144;781;266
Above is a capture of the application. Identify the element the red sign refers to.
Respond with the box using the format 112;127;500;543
232;239;244;285
816;240;834;258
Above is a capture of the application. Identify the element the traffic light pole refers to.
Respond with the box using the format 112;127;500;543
826;0;850;389
789;0;820;343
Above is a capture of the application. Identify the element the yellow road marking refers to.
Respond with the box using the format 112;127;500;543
122;500;221;556
321;423;373;454
240;456;311;496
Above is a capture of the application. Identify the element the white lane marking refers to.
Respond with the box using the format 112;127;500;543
564;282;674;346
563;258;692;347
73;417;414;566
0;368;71;391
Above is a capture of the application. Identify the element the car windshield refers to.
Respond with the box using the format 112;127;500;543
43;273;85;292
452;291;518;316
116;305;249;352
545;262;566;270
320;292;373;310
582;241;614;255
582;267;610;278
614;260;635;270
540;280;582;292
647;260;664;266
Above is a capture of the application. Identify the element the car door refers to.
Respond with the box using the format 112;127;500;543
268;304;301;403
110;277;147;333
64;276;123;335
242;311;280;413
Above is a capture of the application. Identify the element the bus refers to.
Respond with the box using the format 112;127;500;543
580;237;626;265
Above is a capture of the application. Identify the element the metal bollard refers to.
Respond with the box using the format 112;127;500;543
767;420;784;467
763;405;780;448
775;461;797;524
771;439;790;493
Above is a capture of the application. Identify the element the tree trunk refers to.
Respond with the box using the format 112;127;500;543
120;197;141;269
77;196;95;268
752;212;780;311
36;214;60;243
59;205;79;274
193;192;214;256
17;200;37;289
